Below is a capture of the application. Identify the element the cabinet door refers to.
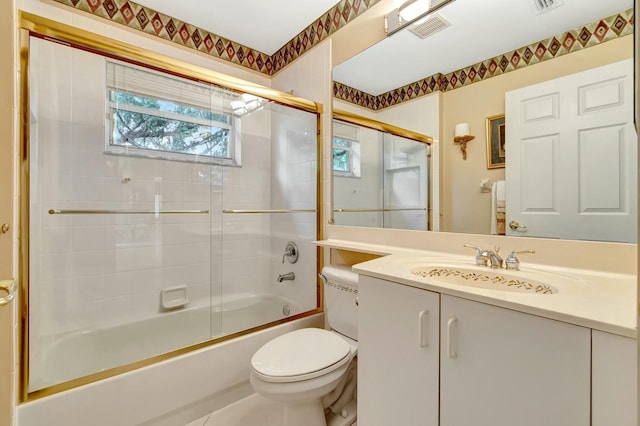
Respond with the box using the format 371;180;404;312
440;295;590;426
592;330;637;426
358;275;439;426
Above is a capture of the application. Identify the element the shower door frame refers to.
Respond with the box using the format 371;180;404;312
18;11;325;402
331;109;434;230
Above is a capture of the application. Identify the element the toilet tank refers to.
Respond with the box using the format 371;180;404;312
321;266;358;340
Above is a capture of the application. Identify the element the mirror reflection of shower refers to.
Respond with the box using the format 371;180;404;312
332;114;432;230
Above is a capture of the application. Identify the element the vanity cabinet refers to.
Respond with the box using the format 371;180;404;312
440;294;590;426
358;275;592;426
358;275;440;426
592;330;637;426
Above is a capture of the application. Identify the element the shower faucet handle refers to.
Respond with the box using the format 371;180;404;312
282;241;299;264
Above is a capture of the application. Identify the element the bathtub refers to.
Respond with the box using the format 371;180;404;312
20;312;323;426
29;293;304;392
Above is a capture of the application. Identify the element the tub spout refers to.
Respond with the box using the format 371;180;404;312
277;272;295;283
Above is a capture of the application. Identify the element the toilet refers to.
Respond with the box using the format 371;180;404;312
250;265;358;426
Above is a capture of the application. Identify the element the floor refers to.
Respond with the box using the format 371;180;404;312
185;393;357;426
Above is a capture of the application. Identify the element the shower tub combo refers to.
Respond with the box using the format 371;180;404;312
29;294;303;390
24;27;321;411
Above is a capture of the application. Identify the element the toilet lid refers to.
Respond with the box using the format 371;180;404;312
251;328;351;379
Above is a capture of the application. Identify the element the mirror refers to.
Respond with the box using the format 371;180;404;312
332;0;636;242
332;111;432;230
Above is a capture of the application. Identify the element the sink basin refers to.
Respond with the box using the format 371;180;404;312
411;266;558;294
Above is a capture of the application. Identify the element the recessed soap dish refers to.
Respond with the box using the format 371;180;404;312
161;285;189;310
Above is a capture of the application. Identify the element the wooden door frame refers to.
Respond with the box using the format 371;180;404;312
0;0;17;425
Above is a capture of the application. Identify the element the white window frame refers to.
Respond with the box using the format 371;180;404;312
105;59;242;166
333;121;361;178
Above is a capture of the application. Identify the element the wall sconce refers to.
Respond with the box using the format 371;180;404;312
454;123;475;160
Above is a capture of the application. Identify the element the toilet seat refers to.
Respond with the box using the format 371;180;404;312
251;328;352;383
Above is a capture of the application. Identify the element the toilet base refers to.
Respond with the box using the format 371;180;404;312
326;399;357;426
283;398;326;426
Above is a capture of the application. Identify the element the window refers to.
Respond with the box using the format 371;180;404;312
106;60;241;165
333;121;361;177
333;137;354;172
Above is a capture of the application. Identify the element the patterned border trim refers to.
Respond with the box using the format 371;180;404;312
414;268;556;294
335;8;634;110
271;0;382;74
333;81;379;110
51;0;382;76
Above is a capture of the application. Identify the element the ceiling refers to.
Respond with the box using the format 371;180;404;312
333;0;632;95
117;0;631;95
133;0;342;55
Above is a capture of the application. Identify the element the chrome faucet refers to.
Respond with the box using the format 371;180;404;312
505;249;536;271
464;244;503;268
277;272;295;283
481;249;503;269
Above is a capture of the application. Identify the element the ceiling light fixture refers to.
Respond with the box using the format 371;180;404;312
394;0;430;22
386;0;456;36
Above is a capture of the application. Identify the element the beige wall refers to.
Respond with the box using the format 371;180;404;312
441;35;633;234
0;0;16;424
331;0;392;68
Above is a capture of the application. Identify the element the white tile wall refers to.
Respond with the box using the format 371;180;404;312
269;42;330;310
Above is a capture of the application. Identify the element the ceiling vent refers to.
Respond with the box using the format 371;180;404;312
531;0;564;14
409;13;451;39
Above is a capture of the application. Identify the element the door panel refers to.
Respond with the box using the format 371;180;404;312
578;125;625;212
520;135;557;212
358;276;440;426
440;295;591;426
506;59;636;242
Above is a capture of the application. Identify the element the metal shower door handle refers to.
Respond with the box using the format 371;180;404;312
0;280;16;307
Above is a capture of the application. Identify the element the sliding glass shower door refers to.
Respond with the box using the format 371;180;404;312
26;36;319;394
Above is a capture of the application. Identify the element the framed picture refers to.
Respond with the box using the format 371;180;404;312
486;114;506;169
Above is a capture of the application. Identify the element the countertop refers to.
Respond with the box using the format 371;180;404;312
315;239;637;338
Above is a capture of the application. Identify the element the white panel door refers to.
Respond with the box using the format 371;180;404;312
440;295;591;426
505;59;636;242
358;275;439;426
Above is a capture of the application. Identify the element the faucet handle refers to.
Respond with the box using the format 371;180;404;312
464;244;487;266
505;249;535;271
282;241;299;264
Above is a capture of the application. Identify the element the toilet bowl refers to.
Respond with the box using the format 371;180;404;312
249;266;359;426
